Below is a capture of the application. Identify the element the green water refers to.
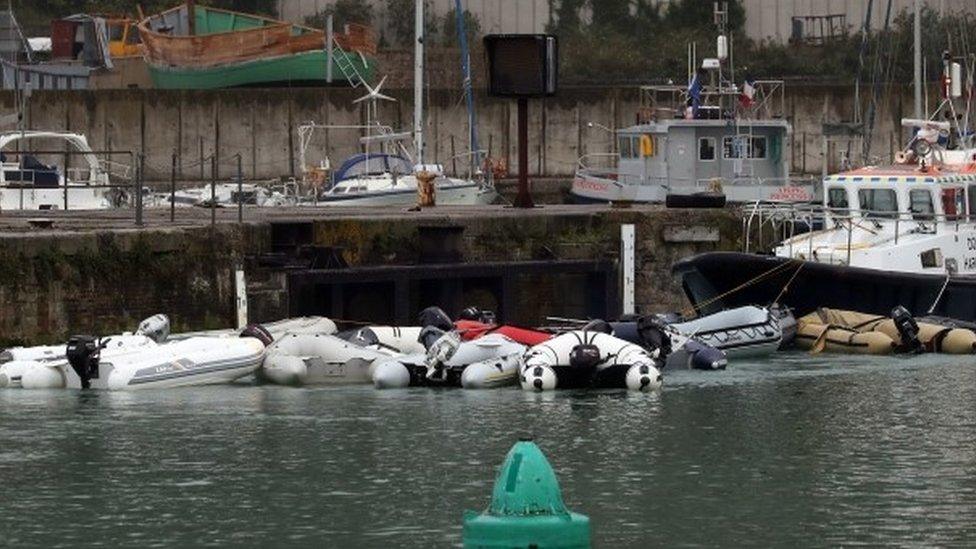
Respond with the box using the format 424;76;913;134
3;353;976;548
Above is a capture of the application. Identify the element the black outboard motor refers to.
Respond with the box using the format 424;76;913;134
457;306;496;325
890;306;921;353
418;326;446;350
418;306;454;332
241;324;274;346
636;315;672;358
65;336;102;389
581;319;614;334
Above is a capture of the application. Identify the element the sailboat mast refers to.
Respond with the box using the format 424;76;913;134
455;0;478;173
414;0;425;165
913;0;922;118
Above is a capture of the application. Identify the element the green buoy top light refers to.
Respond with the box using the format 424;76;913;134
463;439;591;548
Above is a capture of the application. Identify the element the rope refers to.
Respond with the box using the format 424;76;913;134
683;258;802;317
772;260;805;305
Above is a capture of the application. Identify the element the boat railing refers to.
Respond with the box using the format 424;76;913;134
743;200;968;265
444;149;490;185
98;159;132;181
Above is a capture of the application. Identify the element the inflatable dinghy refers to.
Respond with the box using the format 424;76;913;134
372;307;527;389
340;326;426;355
796;307;976;355
667;306;783;359
520;330;663;391
609;319;727;371
373;332;526;389
260;333;400;386
14;325;271;391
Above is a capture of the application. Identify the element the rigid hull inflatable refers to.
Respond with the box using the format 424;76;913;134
0;335;158;388
373;333;526;389
668;306;783;359
520;331;663;391
260;332;399;386
16;329;268;391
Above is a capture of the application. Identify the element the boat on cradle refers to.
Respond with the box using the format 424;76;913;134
795;307;976;355
0;131;127;210
259;332;400;386
571;4;815;206
520;331;663;392
607;319;727;371
17;325;271;391
138;3;376;89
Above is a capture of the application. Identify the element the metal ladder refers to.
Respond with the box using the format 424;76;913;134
331;37;366;88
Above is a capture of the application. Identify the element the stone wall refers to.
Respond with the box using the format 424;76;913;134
3;83;917;186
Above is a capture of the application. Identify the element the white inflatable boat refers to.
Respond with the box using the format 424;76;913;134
373;332;526;389
10;326;270;391
342;326;426;355
520;331;663;391
260;332;401;386
668;306;783;359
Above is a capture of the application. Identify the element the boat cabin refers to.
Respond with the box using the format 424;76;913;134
823;169;976;224
615;118;791;192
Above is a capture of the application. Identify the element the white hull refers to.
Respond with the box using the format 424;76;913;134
373;333;525;389
520;331;663;391
670;306;782;359
0;186;112;210
260;332;397;386
571;173;814;204
315;183;497;207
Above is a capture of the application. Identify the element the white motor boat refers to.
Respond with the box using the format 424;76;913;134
166;182;294;208
667;306;783;359
520;330;663;392
12;326;271;391
0;334;157;388
0;131;121;210
260;332;399;386
372;331;526;389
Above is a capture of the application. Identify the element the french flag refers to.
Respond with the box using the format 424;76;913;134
740;79;756;108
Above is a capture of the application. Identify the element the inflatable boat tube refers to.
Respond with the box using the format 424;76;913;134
872;320;976;354
344;326;425;355
795;322;897;355
260;333;398;386
520;331;663;391
1;334;160;389
373;333;526;389
454;320;553;346
669;306;782;359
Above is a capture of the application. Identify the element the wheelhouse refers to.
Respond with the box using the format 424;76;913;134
823;172;976;223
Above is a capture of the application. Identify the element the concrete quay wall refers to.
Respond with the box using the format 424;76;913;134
7;83;913;184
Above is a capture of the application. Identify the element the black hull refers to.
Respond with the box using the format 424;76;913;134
672;252;976;322
553;364;634;389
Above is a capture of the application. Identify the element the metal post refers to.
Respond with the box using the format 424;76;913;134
210;156;216;231
170;152;177;222
63;165;69;211
236;153;243;224
514;98;534;208
199;136;205;181
235;264;248;330
135;153;144;227
913;0;922;118
847;216;853;265
620;224;635;316
325;14;334;84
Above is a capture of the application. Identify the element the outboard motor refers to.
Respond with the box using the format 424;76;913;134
636;315;672;357
418;306;454;332
240;324;274;347
682;340;728;371
418;325;446;350
581;319;613;334
457;306;496;325
569;344;602;372
136;314;171;343
424;331;461;381
890;306;921;353
65;336;103;389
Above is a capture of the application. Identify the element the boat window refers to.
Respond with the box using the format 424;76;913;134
909;189;934;221
858;188;897;219
698;137;716;161
942;187;966;221
722;136;767;159
826;187;848;213
619;136;634;159
968;185;976;221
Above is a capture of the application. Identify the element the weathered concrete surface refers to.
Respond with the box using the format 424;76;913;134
2;83;919;185
0;205;742;345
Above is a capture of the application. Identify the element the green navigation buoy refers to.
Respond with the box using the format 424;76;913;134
463;439;591;548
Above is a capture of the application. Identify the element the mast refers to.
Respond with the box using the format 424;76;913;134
187;0;196;36
913;0;922;118
455;0;478;174
414;0;424;164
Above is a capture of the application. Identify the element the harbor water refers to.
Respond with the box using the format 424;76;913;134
3;353;976;547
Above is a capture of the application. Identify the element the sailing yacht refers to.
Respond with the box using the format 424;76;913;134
302;1;497;207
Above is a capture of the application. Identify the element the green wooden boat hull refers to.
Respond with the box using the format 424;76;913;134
148;50;376;89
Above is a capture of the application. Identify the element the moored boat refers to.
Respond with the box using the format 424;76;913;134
260;332;398;386
138;3;376;89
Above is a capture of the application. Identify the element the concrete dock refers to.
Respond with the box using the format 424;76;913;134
0;204;743;346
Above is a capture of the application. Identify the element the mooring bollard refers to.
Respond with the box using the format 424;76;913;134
462;439;590;548
416;170;436;208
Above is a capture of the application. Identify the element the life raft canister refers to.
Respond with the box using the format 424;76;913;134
639;134;655;157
